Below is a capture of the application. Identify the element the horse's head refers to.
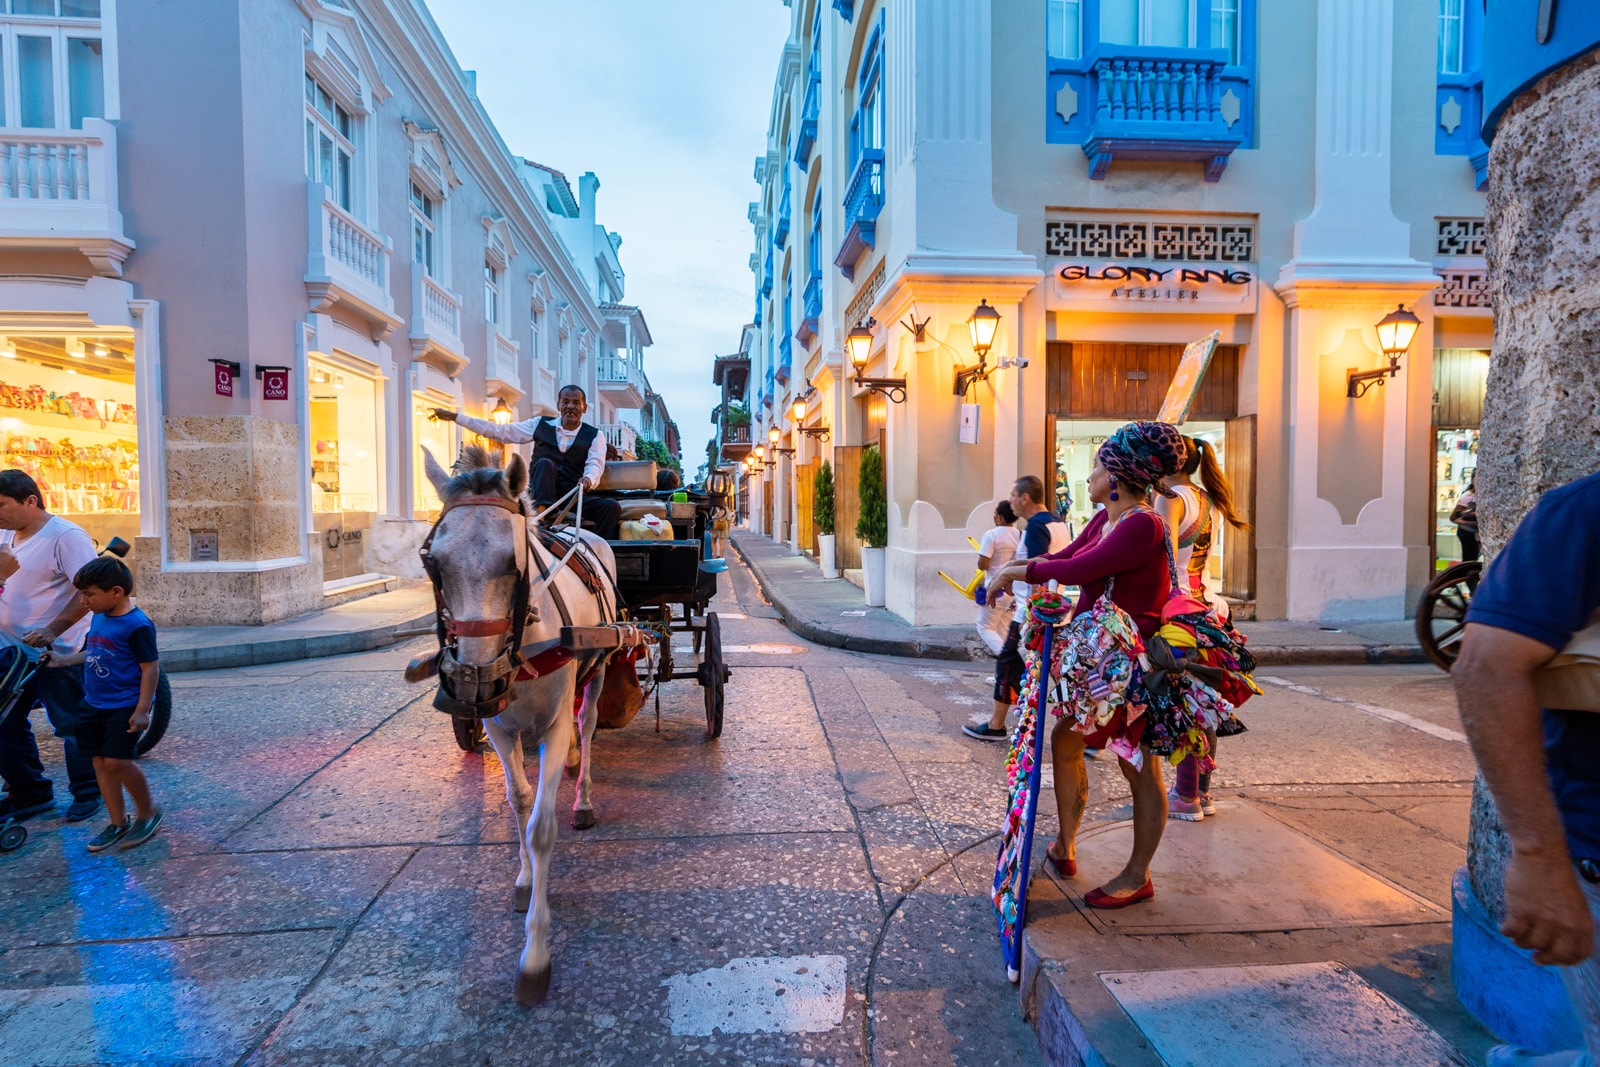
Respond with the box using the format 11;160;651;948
421;444;530;718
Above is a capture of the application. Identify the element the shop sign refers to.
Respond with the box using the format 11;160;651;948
257;366;291;401
210;359;240;398
1052;263;1255;310
959;403;980;444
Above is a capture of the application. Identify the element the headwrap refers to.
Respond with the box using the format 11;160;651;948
1097;421;1187;497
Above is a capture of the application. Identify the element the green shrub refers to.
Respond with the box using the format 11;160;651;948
723;403;751;428
636;437;681;476
856;445;888;548
815;460;835;536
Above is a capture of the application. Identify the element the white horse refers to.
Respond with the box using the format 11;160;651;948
418;445;618;1004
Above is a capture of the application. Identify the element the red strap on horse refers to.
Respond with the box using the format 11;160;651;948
446;617;513;638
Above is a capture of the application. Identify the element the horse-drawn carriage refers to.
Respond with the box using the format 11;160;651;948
439;459;733;751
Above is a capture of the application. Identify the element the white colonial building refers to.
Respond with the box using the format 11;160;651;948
0;0;674;625
732;0;1490;624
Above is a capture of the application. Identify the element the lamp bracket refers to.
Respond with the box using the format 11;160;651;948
1346;358;1402;399
953;357;992;398
853;374;907;404
798;425;832;442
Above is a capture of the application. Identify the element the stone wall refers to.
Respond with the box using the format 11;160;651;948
1469;49;1600;919
135;414;322;626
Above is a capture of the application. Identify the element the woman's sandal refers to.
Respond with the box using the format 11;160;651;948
1045;842;1076;878
1083;878;1155;909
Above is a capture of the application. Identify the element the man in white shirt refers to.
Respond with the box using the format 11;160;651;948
434;384;621;539
0;469;102;822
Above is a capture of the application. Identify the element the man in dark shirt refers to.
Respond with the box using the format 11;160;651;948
1456;471;1600;1065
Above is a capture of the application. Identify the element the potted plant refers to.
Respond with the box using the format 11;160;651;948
856;445;888;606
815;459;837;578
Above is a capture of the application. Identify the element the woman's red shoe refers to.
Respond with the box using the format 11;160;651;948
1045;843;1076;878
1083;879;1154;909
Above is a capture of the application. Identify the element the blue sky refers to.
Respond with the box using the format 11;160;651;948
424;0;791;469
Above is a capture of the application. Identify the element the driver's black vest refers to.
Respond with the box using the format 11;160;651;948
531;418;599;494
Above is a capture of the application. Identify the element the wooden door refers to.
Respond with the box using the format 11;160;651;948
1222;414;1256;601
763;481;773;535
796;460;817;556
1047;341;1241;420
833;444;864;571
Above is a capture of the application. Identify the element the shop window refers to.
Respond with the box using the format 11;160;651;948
410;182;437;278
0;330;137;546
305;72;355;213
413;395;456;517
308;359;378;514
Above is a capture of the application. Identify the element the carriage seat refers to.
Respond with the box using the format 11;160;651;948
617;498;672;523
595;460;657;492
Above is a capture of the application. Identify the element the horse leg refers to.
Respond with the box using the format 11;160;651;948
514;711;571;1006
484;718;534;913
571;667;604;831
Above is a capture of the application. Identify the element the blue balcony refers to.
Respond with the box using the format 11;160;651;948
774;185;791;247
834;148;884;281
761;246;773;296
794;75;820;167
796;272;821;346
776;335;792;384
1436;70;1488;190
754;292;762;327
832;0;852;20
1079;47;1243;182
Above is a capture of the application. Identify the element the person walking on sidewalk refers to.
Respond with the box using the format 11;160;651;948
1452;473;1481;563
986;422;1188;908
40;557;163;852
963;479;1069;742
972;500;1020;658
1157;435;1252;822
0;469;101;824
1454;471;1600;1067
434;385;622;540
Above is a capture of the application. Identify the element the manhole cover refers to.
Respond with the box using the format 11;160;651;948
724;643;807;655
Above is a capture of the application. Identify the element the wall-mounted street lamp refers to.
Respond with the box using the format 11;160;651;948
952;299;1002;397
1348;304;1422;399
767;425;795;458
793;394;831;442
490;397;514;425
846;319;907;404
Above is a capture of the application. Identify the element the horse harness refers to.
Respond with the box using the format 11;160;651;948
419;493;618;719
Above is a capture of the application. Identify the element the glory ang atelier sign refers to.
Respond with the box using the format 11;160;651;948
1051;262;1257;313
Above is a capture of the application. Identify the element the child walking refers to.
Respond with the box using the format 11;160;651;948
40;557;162;852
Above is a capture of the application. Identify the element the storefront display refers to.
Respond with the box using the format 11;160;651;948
1434;428;1478;566
0;333;138;550
308;358;379;582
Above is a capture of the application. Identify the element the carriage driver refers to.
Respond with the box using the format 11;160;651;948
435;385;622;540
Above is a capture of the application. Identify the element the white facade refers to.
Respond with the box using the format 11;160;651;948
740;0;1490;624
0;0;671;625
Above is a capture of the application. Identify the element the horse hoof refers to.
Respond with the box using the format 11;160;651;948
514;965;551;1006
513;885;531;913
571;809;596;831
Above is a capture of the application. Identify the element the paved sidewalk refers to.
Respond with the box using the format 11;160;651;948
158;583;435;673
732;532;1426;667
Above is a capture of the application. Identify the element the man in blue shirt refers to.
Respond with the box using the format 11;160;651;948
1456;471;1600;1065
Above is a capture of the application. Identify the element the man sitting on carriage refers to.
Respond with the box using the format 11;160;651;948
435;385;622;541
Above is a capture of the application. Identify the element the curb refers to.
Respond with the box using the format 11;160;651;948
734;540;1428;669
731;540;982;662
162;612;435;673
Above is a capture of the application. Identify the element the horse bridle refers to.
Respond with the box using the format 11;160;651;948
419;494;534;718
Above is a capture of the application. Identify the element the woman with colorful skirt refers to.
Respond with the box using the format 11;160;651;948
986;421;1189;909
1156;435;1252;821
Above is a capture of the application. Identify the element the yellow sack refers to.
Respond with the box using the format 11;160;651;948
620;514;675;541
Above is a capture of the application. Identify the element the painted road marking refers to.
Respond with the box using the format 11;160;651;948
1258;676;1467;744
664;954;846;1036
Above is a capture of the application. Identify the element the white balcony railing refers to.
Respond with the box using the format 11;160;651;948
0;119;133;276
597;355;647;406
408;272;466;374
307;183;396;328
600;421;638;458
487;330;522;396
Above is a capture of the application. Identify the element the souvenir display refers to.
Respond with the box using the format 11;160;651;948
0;435;139;514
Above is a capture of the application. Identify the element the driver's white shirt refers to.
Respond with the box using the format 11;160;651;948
454;414;608;486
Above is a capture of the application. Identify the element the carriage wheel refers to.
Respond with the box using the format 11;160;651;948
698;612;728;739
134;669;173;758
453;716;488;753
1416;561;1481;671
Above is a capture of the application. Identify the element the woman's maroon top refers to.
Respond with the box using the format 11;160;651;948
1024;509;1171;638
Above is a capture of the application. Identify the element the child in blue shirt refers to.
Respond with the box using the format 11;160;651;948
40;557;162;852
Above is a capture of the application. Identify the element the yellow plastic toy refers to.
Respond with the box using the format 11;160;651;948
937;538;988;600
